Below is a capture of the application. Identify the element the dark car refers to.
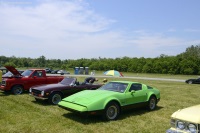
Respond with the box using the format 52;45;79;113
185;77;200;84
45;68;52;73
51;70;59;74
29;77;103;105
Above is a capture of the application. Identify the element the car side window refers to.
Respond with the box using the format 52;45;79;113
38;71;43;77
33;71;43;77
129;84;142;92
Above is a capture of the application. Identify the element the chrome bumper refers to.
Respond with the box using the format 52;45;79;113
29;93;48;100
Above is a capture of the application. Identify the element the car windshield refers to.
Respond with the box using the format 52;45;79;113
59;77;76;85
21;70;33;77
98;82;128;93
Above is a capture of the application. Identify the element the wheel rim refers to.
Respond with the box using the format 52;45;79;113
106;105;118;120
14;87;22;94
149;98;156;110
189;81;192;84
52;94;61;104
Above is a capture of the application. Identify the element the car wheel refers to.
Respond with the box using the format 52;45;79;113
188;81;193;84
103;102;120;121
148;96;157;111
48;92;63;105
11;85;24;95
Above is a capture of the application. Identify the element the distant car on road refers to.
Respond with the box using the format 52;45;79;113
45;68;52;73
57;70;70;75
51;70;59;74
185;77;200;84
29;77;103;105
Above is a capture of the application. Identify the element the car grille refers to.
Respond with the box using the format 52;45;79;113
32;89;41;95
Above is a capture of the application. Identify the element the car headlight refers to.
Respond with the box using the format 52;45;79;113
177;121;185;130
188;123;197;132
41;91;44;96
29;88;32;93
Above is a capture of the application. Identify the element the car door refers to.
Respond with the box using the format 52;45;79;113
125;83;147;106
26;70;46;89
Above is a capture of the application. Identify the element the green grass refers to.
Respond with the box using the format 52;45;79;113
0;76;200;133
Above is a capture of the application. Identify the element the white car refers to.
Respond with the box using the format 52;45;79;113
57;70;70;75
166;104;200;133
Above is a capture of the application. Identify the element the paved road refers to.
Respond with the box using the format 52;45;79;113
48;74;185;82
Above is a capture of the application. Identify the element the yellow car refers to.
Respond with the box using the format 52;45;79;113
166;105;200;133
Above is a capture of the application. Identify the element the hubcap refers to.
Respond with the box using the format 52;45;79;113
15;88;22;94
107;105;118;120
150;98;156;109
52;94;61;104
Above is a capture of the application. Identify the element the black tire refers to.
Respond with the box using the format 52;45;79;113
103;102;120;121
11;85;24;95
48;92;63;105
188;80;193;84
148;96;157;111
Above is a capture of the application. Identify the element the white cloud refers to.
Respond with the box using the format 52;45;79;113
0;0;195;59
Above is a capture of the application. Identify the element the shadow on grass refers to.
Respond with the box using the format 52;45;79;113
119;106;163;120
0;90;30;96
62;106;164;124
31;99;51;106
62;113;104;124
0;91;11;96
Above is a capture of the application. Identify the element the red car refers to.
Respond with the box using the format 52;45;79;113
0;66;64;95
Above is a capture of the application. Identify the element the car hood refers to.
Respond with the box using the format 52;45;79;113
62;90;117;106
4;66;22;76
32;83;67;91
171;104;200;123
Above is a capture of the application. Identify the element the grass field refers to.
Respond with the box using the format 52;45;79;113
0;75;200;133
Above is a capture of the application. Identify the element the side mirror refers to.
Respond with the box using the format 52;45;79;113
131;90;135;94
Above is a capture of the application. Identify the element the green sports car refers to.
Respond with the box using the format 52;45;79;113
58;81;160;120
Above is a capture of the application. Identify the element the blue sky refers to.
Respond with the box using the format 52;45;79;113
0;0;200;60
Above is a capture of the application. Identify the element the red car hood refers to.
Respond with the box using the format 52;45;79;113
4;66;22;76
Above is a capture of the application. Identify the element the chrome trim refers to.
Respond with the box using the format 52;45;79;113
29;94;48;100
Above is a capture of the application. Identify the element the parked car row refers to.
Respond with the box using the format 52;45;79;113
1;66;200;132
0;66;161;121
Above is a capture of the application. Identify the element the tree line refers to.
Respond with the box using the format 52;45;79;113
0;44;200;75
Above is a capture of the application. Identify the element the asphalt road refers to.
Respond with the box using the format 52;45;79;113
48;74;185;82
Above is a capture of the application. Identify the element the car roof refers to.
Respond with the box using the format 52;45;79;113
110;81;140;84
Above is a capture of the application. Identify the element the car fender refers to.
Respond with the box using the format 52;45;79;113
146;92;157;102
103;97;121;109
50;90;64;97
11;84;24;90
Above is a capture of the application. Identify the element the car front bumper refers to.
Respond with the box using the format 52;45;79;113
166;128;192;133
29;93;48;100
0;86;6;91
